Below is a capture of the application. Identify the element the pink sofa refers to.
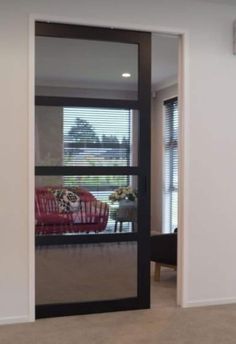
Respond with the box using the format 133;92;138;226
35;187;109;235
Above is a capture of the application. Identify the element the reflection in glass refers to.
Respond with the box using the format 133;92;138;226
35;176;138;235
35;37;138;100
35;106;138;167
36;242;137;304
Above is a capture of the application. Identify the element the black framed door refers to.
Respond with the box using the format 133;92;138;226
35;21;151;318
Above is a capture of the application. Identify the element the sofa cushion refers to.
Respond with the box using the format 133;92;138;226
52;188;81;213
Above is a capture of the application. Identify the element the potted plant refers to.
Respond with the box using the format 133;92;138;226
109;186;137;205
109;186;137;229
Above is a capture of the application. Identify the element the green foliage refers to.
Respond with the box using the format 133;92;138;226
69;118;100;144
65;117;130;197
101;135;119;144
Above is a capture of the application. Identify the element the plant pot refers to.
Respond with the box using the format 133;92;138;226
117;199;137;221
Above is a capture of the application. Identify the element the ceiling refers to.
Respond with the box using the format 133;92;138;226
35;33;179;92
152;33;178;90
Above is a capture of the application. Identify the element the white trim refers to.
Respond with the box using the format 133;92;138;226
0;316;31;326
29;13;187;35
184;298;236;308
28;14;188;318
177;32;190;307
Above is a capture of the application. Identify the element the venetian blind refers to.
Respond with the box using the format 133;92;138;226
63;107;132;167
163;98;178;233
63;107;132;202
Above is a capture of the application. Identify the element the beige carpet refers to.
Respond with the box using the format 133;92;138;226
35;244;176;306
2;261;236;343
36;243;137;304
151;264;177;308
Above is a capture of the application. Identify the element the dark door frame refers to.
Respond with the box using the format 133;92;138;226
35;21;151;319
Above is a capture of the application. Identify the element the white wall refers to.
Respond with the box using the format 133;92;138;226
151;84;178;233
1;0;236;323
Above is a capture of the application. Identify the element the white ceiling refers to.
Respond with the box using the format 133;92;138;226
36;33;179;92
36;37;138;91
152;33;178;90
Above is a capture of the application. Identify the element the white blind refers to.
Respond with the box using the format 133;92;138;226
63;107;134;232
63;107;132;198
163;98;178;233
63;107;131;167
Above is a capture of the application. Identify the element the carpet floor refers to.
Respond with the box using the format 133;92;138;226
2;266;236;343
35;243;178;306
35;243;138;304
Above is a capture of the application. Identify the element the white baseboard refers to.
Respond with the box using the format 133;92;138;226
0;315;32;326
183;297;236;308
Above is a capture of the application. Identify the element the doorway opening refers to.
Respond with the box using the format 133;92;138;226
32;21;184;319
150;32;180;308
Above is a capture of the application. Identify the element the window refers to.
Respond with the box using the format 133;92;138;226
63;107;133;168
63;107;134;196
63;107;137;231
163;98;178;233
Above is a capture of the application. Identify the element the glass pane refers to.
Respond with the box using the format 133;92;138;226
35;106;139;167
36;241;137;304
35;37;138;100
172;102;179;140
35;176;138;235
173;148;178;189
171;191;178;231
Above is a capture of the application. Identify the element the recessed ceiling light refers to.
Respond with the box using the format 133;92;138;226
122;73;131;78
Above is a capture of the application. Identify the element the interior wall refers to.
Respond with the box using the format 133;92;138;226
151;84;178;233
1;0;236;323
35;106;63;166
35;106;63;187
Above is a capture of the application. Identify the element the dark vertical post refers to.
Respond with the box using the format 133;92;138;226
137;32;151;308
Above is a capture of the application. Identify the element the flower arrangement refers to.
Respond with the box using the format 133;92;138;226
109;186;137;204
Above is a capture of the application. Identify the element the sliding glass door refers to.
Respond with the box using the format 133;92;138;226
35;22;151;318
